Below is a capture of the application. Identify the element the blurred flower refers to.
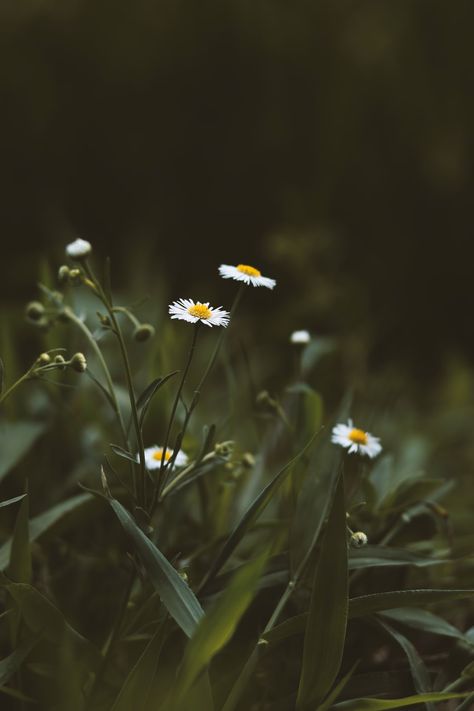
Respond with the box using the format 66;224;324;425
350;531;368;547
218;263;276;289
331;419;382;458
290;329;311;344
133;323;155;342
66;238;92;259
26;301;45;322
143;445;188;470
169;298;230;327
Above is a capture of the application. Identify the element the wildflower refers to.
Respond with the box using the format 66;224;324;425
290;329;310;344
331;419;382;459
169;299;230;327
350;531;368;547
70;352;87;373
66;238;92;260
218;263;276;289
143;445;188;470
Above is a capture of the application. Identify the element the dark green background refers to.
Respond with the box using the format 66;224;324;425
1;0;472;373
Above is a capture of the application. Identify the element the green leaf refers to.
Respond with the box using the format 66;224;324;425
0;493;93;571
3;583;101;667
0;636;38;686
379;607;467;641
0;494;27;509
109;498;204;638
315;662;359;711
110;444;138;464
0;421;46;483
375;618;434;710
348;546;448;570
332;692;469;709
297;474;348;709
263;589;474;645
176;552;268;701
198;434;317;594
110;623;165;711
8;492;31;584
136;372;178;428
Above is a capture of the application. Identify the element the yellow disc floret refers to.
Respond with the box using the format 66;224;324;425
187;303;212;319
237;264;261;277
348;428;368;445
153;448;171;462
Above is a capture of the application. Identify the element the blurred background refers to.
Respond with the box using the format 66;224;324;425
1;0;473;381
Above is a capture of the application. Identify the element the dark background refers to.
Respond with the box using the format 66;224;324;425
1;0;473;376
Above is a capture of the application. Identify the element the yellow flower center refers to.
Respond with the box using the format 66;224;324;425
153;448;171;462
187;303;212;320
237;264;261;277
349;428;368;445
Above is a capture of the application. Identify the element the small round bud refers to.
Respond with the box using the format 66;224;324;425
350;531;368;548
242;452;255;468
58;265;70;284
26;301;45;322
37;352;51;366
133;324;155;342
54;354;66;369
215;441;235;459
97;312;112;328
66;238;92;260
256;390;271;406
290;329;311;344
70;352;87;373
68;269;83;286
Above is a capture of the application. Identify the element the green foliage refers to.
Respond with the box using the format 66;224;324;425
1;247;474;711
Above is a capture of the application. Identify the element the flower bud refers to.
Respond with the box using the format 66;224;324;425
242;452;255;468
58;265;70;284
54;354;66;369
133;324;155;342
350;531;368;548
37;352;51;366
70;352;87;373
68;269;83;286
26;301;45;322
66;238;92;260
214;441;235;459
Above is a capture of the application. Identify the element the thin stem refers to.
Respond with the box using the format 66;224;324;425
63;307;128;447
82;261;146;507
0;372;31;406
154;324;200;505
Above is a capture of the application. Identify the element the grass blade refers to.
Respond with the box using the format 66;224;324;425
332;692;470;709
296;474;348;709
8;492;31;584
109;498;204;638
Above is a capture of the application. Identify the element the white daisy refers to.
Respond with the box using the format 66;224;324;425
66;238;92;259
143;445;188;470
290;329;311;344
218;263;276;289
331;419;382;459
168;298;230;327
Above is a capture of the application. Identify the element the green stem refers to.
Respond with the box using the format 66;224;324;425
0;372;31;405
82;261;146;507
63;307;128;447
154;324;200;506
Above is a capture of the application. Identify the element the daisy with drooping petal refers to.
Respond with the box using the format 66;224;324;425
143;445;188;470
66;238;92;259
169;298;230;327
331;419;382;459
218;264;276;289
290;329;311;344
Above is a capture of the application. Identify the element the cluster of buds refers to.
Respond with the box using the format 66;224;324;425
32;351;87;376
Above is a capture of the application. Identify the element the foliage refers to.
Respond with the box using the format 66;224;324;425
0;244;473;711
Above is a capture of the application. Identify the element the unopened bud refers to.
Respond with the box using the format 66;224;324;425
71;352;87;373
215;441;235;459
37;352;51;366
69;268;83;286
58;265;70;284
26;301;45;322
242;452;255;468
54;354;66;369
133;324;155;342
350;531;368;548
